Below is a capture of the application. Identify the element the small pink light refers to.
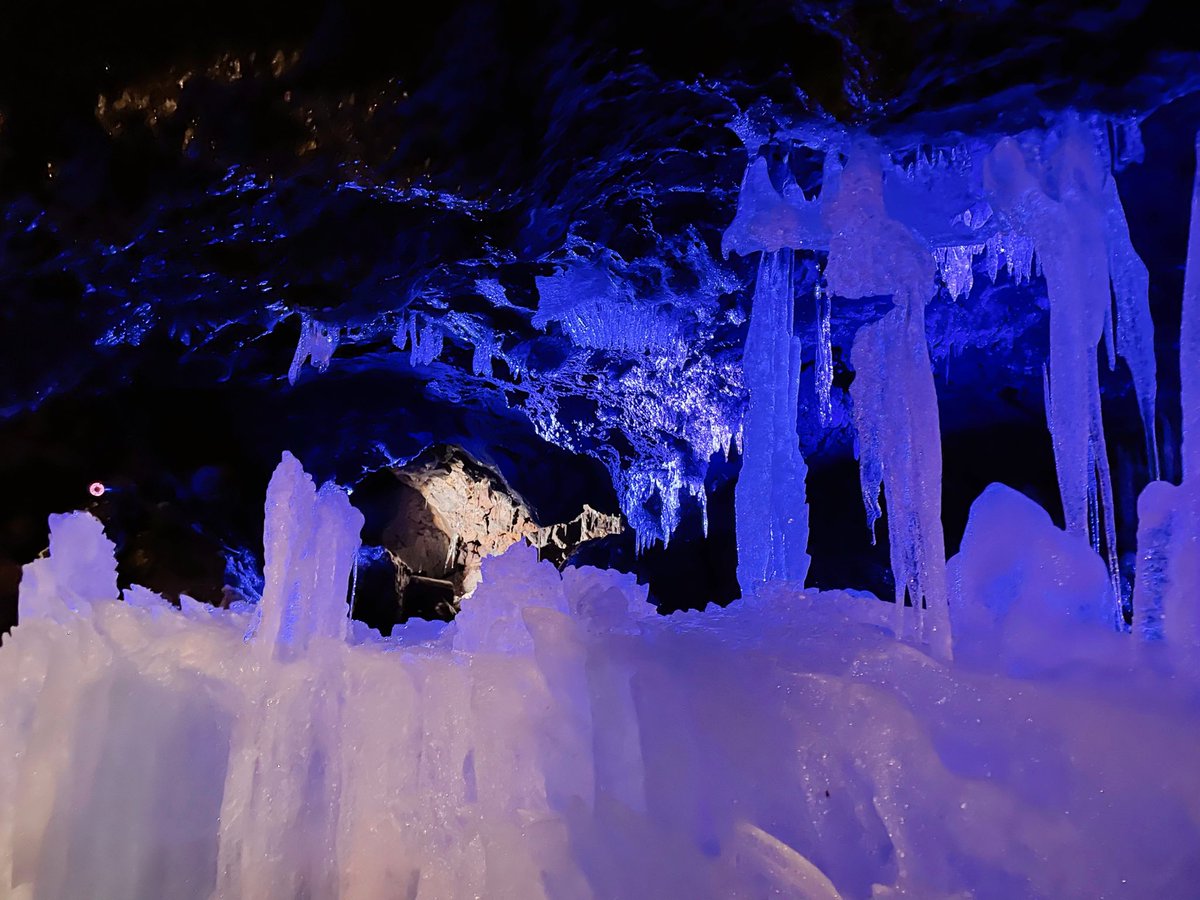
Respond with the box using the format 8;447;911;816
88;482;106;497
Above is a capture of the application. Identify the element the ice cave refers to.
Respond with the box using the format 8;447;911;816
3;2;1200;897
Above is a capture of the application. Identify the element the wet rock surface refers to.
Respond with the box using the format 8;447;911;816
352;446;621;632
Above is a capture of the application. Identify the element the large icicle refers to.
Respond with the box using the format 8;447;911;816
734;249;811;590
849;295;950;659
825;145;951;659
983;123;1122;620
1103;174;1159;478
1133;134;1200;647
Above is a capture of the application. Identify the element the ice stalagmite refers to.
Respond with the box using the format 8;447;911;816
735;249;811;589
984;124;1122;619
17;513;118;623
825;145;951;659
1133;135;1200;647
256;451;364;656
217;453;364;898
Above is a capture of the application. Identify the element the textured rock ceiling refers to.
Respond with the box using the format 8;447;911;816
1;0;1199;621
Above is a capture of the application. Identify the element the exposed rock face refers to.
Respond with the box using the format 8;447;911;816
355;446;622;628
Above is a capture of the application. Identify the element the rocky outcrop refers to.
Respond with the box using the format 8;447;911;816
355;446;622;628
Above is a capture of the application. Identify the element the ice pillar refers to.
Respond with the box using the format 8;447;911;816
1184;142;1200;483
1132;135;1200;646
825;145;951;658
735;249;812;590
984;124;1124;620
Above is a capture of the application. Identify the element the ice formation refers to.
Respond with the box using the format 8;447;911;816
814;279;834;425
726;141;951;652
722;117;1160;638
983;125;1123;609
1132;134;1200;647
4;454;1200;898
826;146;951;659
6;107;1200;897
287;315;341;385
734;249;811;589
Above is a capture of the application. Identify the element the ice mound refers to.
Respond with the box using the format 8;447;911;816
2;455;1200;899
951;483;1117;633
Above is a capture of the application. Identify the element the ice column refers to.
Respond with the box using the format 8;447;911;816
984;124;1122;618
1185;144;1200;484
826;145;951;659
287;315;340;385
1132;135;1200;646
735;249;812;589
815;280;834;425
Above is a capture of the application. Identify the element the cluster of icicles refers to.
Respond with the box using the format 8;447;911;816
726;114;1198;657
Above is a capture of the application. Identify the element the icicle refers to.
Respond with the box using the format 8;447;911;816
391;312;411;350
984;125;1114;559
734;248;811;591
287;315;340;385
1113;117;1145;169
933;244;984;299
410;318;444;367
471;330;495;377
849;289;951;657
825;144;951;659
1101;299;1117;371
985;232;1036;284
1103;174;1159;478
1089;369;1123;621
984;235;1002;283
1186;140;1200;482
815;280;833;425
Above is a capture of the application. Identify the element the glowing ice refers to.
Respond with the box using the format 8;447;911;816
287;315;340;385
4;455;1200;897
257;451;364;655
1133;134;1200;648
814;279;833;425
826;145;951;658
18;511;117;622
951;483;1116;641
734;249;811;589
